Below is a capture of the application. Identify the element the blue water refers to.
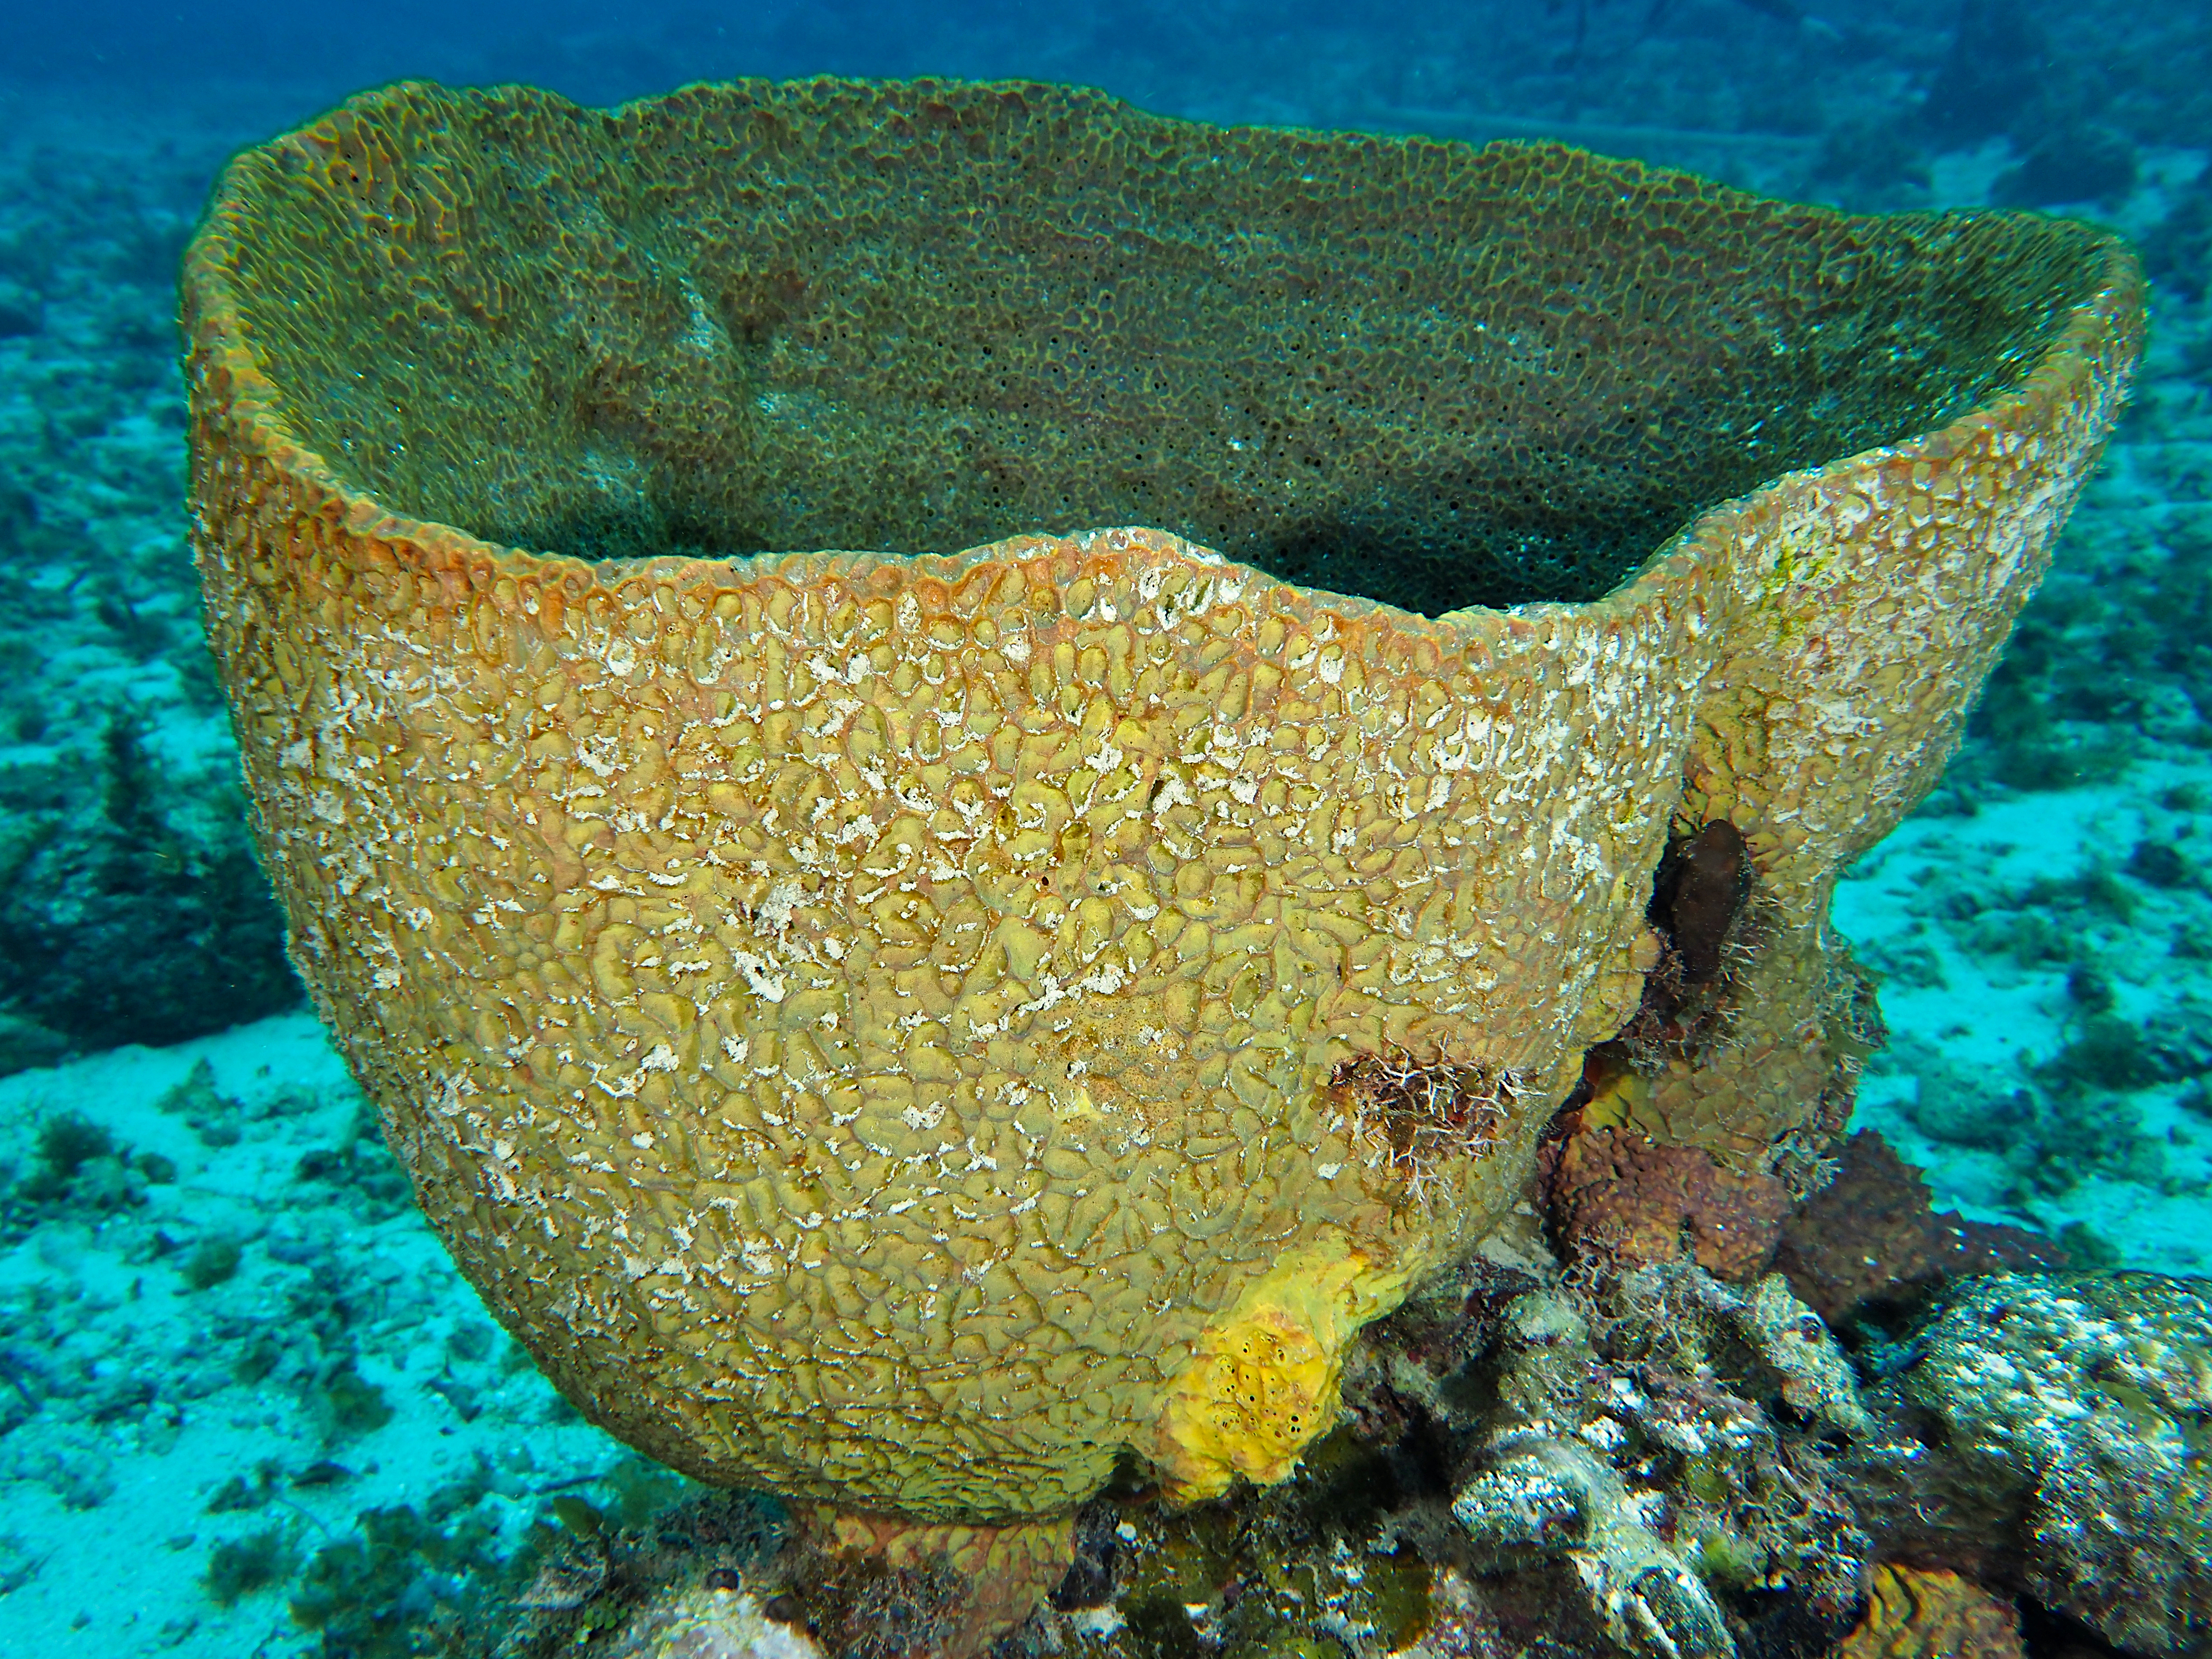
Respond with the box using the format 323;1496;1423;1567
0;2;2208;1655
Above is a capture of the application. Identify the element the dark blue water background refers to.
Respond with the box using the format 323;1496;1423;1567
0;0;2072;144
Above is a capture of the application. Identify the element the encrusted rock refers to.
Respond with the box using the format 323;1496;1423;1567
1609;1264;1873;1440
629;1586;825;1659
1546;1127;1794;1282
1848;1272;2212;1657
1450;1276;1870;1657
1771;1130;2071;1326
1455;1430;1738;1658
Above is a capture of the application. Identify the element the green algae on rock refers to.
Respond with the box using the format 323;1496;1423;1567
184;74;2138;1553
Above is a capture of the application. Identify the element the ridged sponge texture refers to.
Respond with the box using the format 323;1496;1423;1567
198;77;2118;619
183;78;2140;1523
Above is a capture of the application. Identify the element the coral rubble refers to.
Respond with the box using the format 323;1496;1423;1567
1848;1271;2212;1659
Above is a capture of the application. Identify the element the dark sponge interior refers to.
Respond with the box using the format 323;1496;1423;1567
207;78;2112;614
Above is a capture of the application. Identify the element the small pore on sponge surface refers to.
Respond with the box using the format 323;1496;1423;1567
198;77;2112;615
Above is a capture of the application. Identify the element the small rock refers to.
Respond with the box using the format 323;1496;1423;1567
1849;1272;2212;1657
636;1587;826;1659
0;279;42;338
1836;1564;2023;1659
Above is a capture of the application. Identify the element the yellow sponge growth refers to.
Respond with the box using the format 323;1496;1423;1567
1149;1236;1418;1501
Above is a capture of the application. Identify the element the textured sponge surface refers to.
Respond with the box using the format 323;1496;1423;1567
184;78;2140;1525
186;510;1696;1517
210;79;2108;614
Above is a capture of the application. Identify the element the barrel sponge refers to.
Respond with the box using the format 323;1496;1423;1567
181;78;2140;1524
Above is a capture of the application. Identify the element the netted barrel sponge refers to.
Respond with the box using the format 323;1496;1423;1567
183;77;2140;1524
205;77;2120;619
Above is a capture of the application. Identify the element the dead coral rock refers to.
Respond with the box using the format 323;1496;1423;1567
1454;1429;1738;1658
630;1587;826;1659
1837;1564;2024;1659
1845;1273;2212;1658
1339;1248;1549;1446
1546;1125;1793;1281
1772;1130;2070;1325
1393;1566;1511;1659
1453;1274;1872;1657
1001;1423;1460;1659
1608;1264;1873;1441
492;1488;790;1658
793;1509;1076;1659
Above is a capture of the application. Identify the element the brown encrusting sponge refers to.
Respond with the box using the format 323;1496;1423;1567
182;70;2138;1569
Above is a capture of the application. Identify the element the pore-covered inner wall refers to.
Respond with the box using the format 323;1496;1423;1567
210;79;2112;615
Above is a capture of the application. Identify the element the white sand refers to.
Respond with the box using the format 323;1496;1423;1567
0;1018;633;1657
